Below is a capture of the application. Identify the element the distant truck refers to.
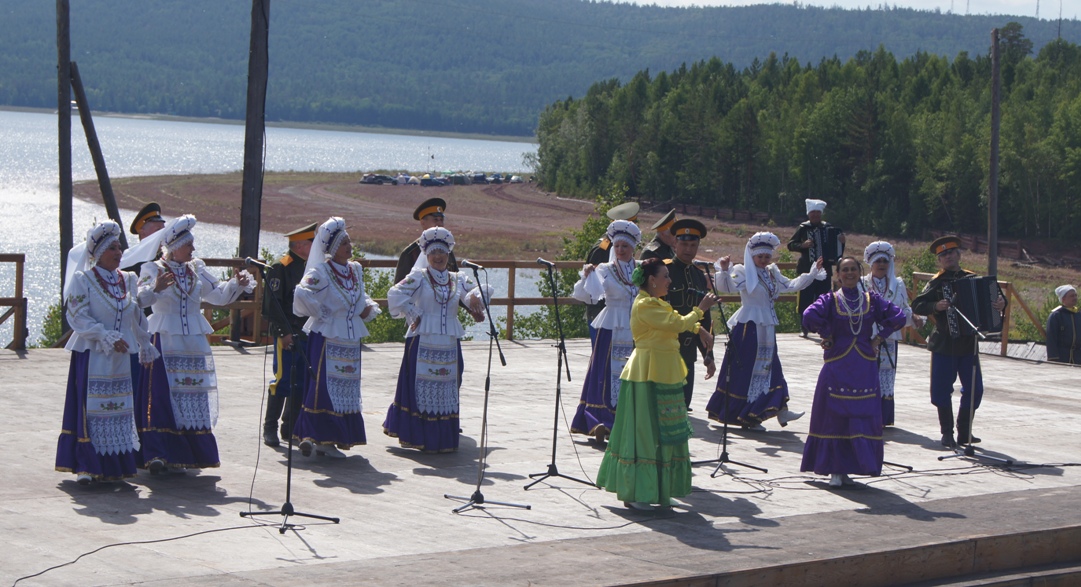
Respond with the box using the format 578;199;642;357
360;173;399;185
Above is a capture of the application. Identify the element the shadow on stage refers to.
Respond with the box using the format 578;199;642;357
383;434;527;487
601;501;778;554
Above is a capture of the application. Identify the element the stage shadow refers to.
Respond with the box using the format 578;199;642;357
310;457;399;495
805;479;968;522
602;504;777;555
680;486;781;529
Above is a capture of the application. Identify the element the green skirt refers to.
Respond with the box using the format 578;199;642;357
596;379;693;505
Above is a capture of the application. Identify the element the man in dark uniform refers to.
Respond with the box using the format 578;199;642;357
911;235;1006;448
122;202;166;273
639;209;677;262
393;197;459;284
666;218;715;410
583;202;640;345
787;199;844;336
260;222;317;447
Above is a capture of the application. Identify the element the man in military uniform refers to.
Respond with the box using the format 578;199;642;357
666;218;715;410
394;197;459;284
261;222;317;447
122;202;166;274
911;235;1006;448
787;199;844;336
639;209;677;262
583;202;640;345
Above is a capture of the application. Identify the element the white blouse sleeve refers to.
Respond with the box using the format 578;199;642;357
293;266;328;318
65;272;112;350
136;262;162;308
572;265;603;304
357;263;382;323
714;264;739;293
196;259;244;306
776;264;825;293
460;272;492;309
387;268;425;321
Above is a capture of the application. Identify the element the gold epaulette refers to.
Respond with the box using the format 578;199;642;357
280;255;293;266
599;237;611;251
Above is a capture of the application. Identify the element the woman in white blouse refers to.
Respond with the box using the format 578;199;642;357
291;217;380;459
859;241;920;426
569;219;641;443
56;221;158;485
383;227;489;453
706;232;825;431
126;215;253;473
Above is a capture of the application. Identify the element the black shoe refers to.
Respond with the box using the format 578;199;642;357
148;458;166;475
957;433;982;445
299;440;313;457
262;430;280;447
941;434;957;448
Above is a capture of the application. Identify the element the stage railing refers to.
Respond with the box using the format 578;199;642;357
0;254;28;350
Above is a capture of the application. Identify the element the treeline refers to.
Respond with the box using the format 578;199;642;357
1;1;1079;137
535;26;1081;240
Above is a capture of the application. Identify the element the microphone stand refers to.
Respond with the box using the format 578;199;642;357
239;260;341;533
690;262;768;476
938;303;1013;466
525;261;593;490
446;265;530;512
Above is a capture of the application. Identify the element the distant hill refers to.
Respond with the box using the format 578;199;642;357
1;0;1077;136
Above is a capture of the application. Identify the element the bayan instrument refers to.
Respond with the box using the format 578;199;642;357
943;275;1004;337
809;226;845;265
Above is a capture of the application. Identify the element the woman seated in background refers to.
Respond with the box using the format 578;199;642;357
596;257;717;510
56;221;158;485
383;227;490;453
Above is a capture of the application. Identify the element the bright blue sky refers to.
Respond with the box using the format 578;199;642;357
616;0;1079;19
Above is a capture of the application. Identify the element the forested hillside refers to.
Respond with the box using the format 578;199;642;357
535;26;1081;240
1;0;1077;136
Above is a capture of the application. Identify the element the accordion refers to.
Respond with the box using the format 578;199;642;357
943;275;1004;337
809;226;845;265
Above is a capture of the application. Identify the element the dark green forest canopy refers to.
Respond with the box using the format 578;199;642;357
535;32;1081;240
1;0;1077;136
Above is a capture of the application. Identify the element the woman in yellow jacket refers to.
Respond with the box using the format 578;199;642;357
597;257;718;510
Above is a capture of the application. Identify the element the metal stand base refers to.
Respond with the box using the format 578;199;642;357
445;490;532;514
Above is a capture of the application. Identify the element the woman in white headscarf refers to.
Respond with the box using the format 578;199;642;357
291;217;380;458
569;219;642;443
858;241;921;425
127;214;253;473
706;232;825;431
1046;285;1080;364
383;227;490;453
56;221;158;485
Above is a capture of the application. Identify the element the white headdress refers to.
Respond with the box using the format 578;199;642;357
805;199;827;215
744;232;780;293
119;214;197;269
306;217;349;276
64;221;122;298
410;227;456;272
1056;285;1076;304
606;219;642;263
864;241;896;286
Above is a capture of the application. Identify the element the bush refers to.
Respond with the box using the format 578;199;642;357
34;300;65;348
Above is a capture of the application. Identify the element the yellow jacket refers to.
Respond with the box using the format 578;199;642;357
621;291;704;385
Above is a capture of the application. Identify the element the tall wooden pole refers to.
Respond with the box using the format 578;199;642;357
988;29;1001;278
57;0;72;330
239;0;269;260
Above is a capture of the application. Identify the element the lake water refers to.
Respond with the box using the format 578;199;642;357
0;109;539;344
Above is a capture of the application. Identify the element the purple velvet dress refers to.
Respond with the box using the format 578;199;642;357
800;288;905;477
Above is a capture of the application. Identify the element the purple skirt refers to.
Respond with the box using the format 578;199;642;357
136;337;220;469
292;332;367;449
800;351;884;476
571;327;617;436
383;336;464;453
55;351;141;481
706;322;790;426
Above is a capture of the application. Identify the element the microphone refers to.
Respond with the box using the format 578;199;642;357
687;287;712;298
693;260;714;270
536;257;556;268
460;259;484;271
244;257;270;269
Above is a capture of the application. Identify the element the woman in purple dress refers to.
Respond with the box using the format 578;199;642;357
801;256;906;488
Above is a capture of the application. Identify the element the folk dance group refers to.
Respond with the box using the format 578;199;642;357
56;198;490;486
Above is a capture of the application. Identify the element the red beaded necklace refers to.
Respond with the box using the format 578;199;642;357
329;261;357;290
93;267;127;300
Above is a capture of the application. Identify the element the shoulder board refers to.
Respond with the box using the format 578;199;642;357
599;238;611;251
280;254;293;266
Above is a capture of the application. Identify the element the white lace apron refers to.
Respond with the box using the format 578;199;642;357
747;322;776;403
323;336;363;414
878;339;898;399
415;333;459;415
86;352;140;455
608;326;633;407
160;334;218;430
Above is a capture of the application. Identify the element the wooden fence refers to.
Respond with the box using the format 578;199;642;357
0;254;28;350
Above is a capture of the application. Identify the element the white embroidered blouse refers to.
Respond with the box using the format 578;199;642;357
137;259;250;336
65;267;158;364
714;263;826;329
571;260;638;331
859;274;915;340
387;268;490;339
293;260;380;341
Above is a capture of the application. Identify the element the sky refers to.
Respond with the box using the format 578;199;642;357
615;0;1080;19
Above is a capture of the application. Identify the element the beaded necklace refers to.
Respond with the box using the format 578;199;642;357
870;275;892;298
835;288;866;335
92;266;127;301
757;265;777;299
329;260;357;291
165;261;197;300
611;259;638;298
426;267;455;306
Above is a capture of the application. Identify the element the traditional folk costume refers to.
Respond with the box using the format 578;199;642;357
787;199;843;333
126;215;254;472
292;217;380;458
393;197;458;285
596;289;704;508
1046;285;1080;364
707;232;825;430
583;202;640;346
383;227;491;453
858;242;916;426
56;222;158;484
570;220;642;439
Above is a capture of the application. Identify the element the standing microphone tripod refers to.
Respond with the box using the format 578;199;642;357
445;261;530;512
688;261;768;477
239;257;341;533
525;258;593;490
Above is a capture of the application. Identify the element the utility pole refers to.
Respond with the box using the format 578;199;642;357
57;0;72;330
239;0;269;260
988;29;1001;278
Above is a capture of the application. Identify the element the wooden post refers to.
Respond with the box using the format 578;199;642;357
988;28;1001;278
70;61;128;250
506;264;517;340
57;0;72;331
239;0;269;261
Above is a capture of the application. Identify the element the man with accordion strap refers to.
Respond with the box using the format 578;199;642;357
912;235;1006;448
787;199;845;336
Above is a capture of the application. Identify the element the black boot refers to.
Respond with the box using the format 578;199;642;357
937;405;956;448
263;391;286;447
956;409;982;445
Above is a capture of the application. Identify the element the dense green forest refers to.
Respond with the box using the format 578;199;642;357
0;1;1077;136
535;26;1081;240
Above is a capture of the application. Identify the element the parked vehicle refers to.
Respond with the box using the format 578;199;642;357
487;174;503;184
471;172;488;184
360;173;399;185
509;175;523;183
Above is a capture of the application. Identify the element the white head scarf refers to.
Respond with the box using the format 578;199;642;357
1056;285;1076;304
864;241;896;289
805;199;827;215
120;214;197;269
605;219;642;263
410;227;456;273
64;221;122;298
744;232;780;294
306;217;348;276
